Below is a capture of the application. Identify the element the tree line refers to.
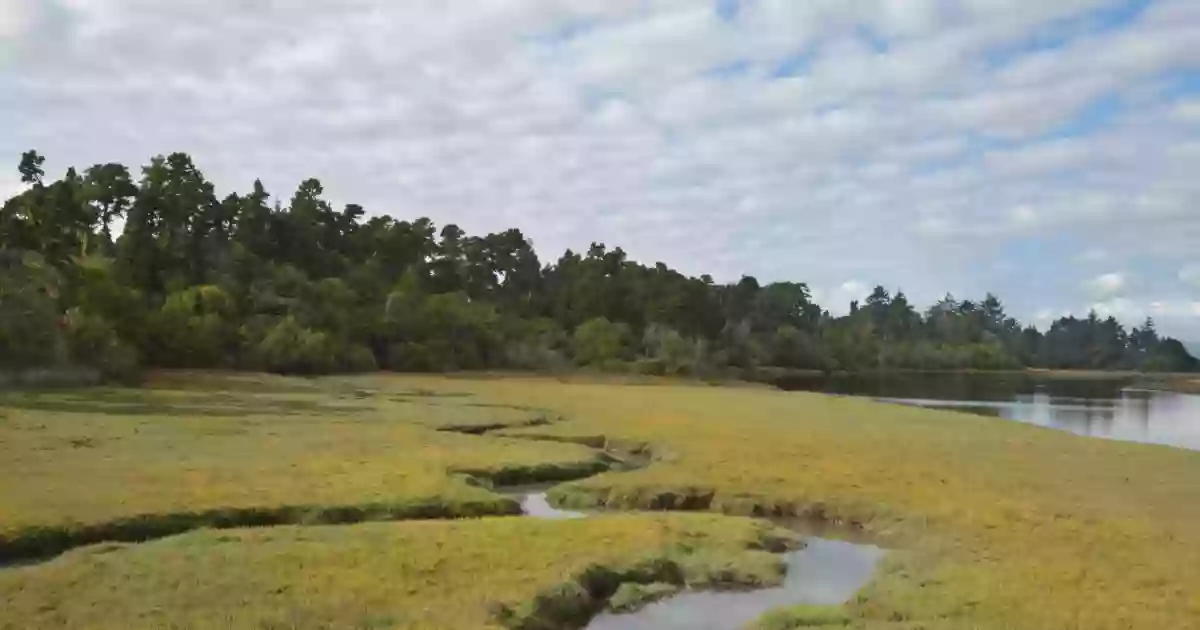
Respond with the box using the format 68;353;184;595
2;150;1195;381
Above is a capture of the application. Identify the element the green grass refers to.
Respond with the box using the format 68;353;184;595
0;514;797;630
0;380;602;561
381;374;1200;630
606;581;680;612
745;605;851;629
5;371;1200;629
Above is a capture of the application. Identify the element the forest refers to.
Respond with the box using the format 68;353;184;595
2;150;1196;381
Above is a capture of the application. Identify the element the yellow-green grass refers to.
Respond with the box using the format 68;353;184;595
6;372;1200;629
745;605;852;629
606;581;681;612
0;383;605;560
341;374;1200;630
0;514;798;630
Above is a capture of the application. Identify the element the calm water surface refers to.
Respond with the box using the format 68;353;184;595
777;373;1200;450
511;489;883;630
520;492;586;519
585;538;883;630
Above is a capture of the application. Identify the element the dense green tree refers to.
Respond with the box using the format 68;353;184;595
0;251;65;369
83;163;136;244
2;149;1195;380
18;150;45;185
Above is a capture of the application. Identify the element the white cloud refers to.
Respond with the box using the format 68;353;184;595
1073;248;1108;264
813;280;871;316
1;0;1199;337
1173;100;1200;123
1009;204;1038;230
1085;295;1200;333
0;0;36;41
1085;273;1127;301
1182;265;1200;290
0;174;26;201
1091;297;1138;320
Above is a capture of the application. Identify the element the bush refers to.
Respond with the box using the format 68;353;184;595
339;343;378;373
245;316;337;374
771;326;831;371
572;317;632;366
504;341;569;372
642;324;708;375
150;285;239;368
384;292;504;370
503;317;570;371
387;342;435;372
0;251;66;369
63;309;140;382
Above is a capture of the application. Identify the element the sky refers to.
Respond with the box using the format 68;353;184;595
2;0;1199;338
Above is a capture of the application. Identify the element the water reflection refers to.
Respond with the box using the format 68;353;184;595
585;538;884;630
778;373;1200;450
520;492;585;519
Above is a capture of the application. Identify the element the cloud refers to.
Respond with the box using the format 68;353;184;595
1085;273;1127;301
0;173;25;201
1182;264;1200;290
0;0;35;41
1073;248;1109;265
1;0;1199;337
1173;100;1200;123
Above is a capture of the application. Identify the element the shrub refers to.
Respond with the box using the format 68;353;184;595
504;341;569;372
246;316;336;374
387;342;436;372
150;285;239;368
572;317;632;366
63;308;140;382
0;251;66;369
642;324;707;375
339;343;379;373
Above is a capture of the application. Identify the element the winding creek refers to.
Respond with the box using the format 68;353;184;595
500;479;885;630
586;538;883;630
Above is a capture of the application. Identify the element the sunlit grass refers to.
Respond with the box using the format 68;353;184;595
0;380;601;559
372;374;1200;630
745;604;851;629
0;514;794;630
5;372;1200;629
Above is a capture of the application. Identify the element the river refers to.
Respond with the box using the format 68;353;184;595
776;372;1200;450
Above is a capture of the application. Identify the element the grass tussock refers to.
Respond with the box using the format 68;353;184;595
744;605;851;629
0;514;796;630
606;582;680;612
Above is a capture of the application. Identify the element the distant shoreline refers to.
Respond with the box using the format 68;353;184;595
758;366;1200;394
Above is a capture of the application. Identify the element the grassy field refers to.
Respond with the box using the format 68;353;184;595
0;514;797;630
3;371;1200;629
0;378;604;560
434;374;1200;629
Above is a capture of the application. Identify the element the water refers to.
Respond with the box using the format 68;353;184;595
513;489;883;629
777;372;1200;450
585;538;884;630
520;492;586;519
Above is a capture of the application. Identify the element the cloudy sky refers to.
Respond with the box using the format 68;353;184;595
2;0;1199;337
